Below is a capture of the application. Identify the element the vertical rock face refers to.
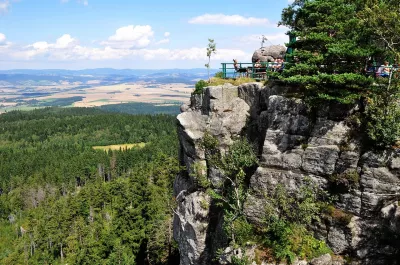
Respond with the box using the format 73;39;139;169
174;82;400;265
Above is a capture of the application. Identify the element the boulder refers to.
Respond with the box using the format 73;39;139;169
252;45;287;62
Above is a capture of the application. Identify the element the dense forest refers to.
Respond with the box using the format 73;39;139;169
0;107;180;264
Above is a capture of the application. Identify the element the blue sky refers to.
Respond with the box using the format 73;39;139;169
0;0;293;69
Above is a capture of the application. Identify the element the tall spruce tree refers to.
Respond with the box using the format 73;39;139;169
279;0;381;104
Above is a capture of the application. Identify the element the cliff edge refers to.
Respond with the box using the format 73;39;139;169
174;82;400;265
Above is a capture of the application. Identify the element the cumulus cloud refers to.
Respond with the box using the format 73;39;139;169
1;27;251;65
189;14;272;26
164;32;170;37
156;39;170;45
54;34;77;48
102;25;154;49
0;33;6;43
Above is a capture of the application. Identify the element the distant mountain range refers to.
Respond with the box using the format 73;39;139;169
0;68;219;76
0;68;219;87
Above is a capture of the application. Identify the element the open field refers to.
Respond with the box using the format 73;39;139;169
0;82;192;113
92;142;146;151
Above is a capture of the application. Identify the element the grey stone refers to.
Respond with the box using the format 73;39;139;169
190;93;204;110
310;254;332;265
174;82;400;265
335;151;360;174
309;120;350;146
252;45;286;62
327;226;350;254
302;145;340;175
173;191;211;265
389;156;400;170
238;82;262;118
180;104;190;113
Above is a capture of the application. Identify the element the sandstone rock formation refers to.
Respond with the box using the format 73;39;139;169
174;82;400;265
252;45;287;63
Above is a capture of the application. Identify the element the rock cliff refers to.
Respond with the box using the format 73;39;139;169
174;82;400;265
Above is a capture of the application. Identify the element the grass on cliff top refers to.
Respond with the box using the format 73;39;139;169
193;77;259;94
209;77;258;86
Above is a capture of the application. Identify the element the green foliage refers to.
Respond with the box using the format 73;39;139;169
209;77;257;86
257;181;332;263
0;107;180;264
279;0;378;104
99;102;182;115
323;205;353;225
190;161;210;189
329;170;360;191
231;255;252;265
205;138;258;247
280;0;400;148
202;131;219;150
214;71;224;78
358;0;400;59
193;79;208;94
219;139;258;179
231;216;255;247
364;83;400;148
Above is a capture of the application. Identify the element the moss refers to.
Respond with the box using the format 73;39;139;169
202;131;219;150
329;170;360;192
200;199;209;210
323;205;353;225
254;247;274;265
190;162;210;189
208;77;258;86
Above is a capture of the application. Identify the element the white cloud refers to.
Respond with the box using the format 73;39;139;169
288;0;294;3
189;14;272;26
1;27;251;66
54;34;77;48
102;25;154;49
164;32;170;37
156;39;170;45
0;33;6;43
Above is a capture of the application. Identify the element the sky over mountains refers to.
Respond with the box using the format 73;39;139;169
0;0;293;69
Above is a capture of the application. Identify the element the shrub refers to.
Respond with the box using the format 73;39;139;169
231;255;251;265
231;216;255;247
202;131;219;150
329;170;360;192
190;161;210;189
257;181;332;263
323;205;353;225
214;71;224;78
193;80;208;94
364;90;400;148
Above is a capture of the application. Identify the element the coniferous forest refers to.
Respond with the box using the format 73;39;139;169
0;107;180;265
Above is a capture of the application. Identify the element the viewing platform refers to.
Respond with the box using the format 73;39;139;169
220;62;284;80
220;62;400;81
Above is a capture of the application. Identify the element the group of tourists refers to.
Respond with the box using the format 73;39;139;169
365;60;397;78
233;57;285;78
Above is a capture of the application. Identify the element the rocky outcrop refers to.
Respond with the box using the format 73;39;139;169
252;45;287;62
174;82;400;265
